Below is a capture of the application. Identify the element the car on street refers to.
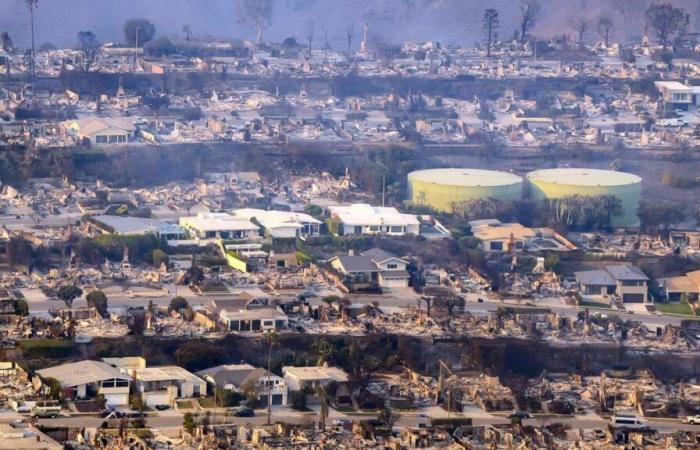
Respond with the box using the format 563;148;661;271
234;408;254;417
509;411;532;420
686;415;700;425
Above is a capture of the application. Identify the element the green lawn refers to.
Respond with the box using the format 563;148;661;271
655;302;696;316
197;397;216;408
579;300;612;309
176;401;193;410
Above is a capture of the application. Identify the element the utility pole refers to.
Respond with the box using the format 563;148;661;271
133;26;141;72
27;0;38;80
381;175;385;207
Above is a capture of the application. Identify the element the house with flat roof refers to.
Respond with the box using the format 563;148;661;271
88;215;186;240
128;365;206;407
328;203;420;236
575;264;649;303
654;81;700;110
219;306;288;333
230;208;322;238
196;363;287;406
179;212;260;240
36;360;131;406
282;365;349;393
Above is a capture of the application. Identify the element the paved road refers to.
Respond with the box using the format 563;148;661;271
36;406;700;434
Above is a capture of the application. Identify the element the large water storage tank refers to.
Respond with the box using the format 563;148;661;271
527;168;642;228
407;168;524;212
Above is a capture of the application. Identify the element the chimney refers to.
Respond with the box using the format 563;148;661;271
348;249;354;256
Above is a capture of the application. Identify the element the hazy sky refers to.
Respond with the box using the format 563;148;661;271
0;0;693;49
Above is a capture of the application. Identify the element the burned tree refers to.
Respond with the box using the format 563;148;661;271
77;31;100;72
597;13;614;48
518;0;540;45
645;3;689;51
236;0;274;44
482;8;500;57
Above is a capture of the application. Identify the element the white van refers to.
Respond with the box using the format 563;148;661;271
611;414;646;429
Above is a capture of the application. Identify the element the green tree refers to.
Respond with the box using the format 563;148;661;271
124;18;156;47
638;199;686;232
86;290;108;317
169;296;189;312
152;249;169;268
183;412;195;434
57;285;83;309
44;377;62;400
15;298;29;316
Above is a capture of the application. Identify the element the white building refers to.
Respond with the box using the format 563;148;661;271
654;81;700;110
129;365;207;407
36;360;131;406
179;212;260;240
282;365;349;393
328;203;420;236
65;118;135;145
196;363;287;406
219;307;288;333
231;208;321;238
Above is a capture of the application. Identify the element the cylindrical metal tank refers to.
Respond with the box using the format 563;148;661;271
407;168;524;212
527;168;642;227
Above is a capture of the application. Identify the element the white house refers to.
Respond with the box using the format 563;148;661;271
219;306;288;333
196;363;287;406
36;360;131;406
575;265;649;303
470;220;535;253
230;208;322;238
282;365;349;393
128;366;207;407
65;118;135;145
328;203;420;236
654;81;700;110
179;212;260;240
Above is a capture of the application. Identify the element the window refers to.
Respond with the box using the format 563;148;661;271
490;241;504;251
369;226;380;231
387;263;398;269
515;241;524;250
390;226;403;233
95;135;108;144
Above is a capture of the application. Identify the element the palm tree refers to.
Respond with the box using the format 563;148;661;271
263;330;278;425
25;0;38;79
315;385;329;431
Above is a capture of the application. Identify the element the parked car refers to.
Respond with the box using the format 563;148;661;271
235;408;254;417
686;415;700;425
610;414;645;429
154;405;170;411
509;411;532;420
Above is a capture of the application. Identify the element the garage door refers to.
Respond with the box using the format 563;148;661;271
271;394;283;405
622;293;644;303
382;277;408;288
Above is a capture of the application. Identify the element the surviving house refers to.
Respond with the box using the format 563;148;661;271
36;360;131;406
470;220;535;253
196;363;287;406
328;203;420;236
179;212;260;240
219;306;288;333
230;208;322;238
654;81;700;110
657;270;700;302
282;365;349;393
329;253;379;289
128;365;207;407
361;247;411;288
65;118;136;145
575;265;650;303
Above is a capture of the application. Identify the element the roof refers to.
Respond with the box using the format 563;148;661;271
72;118;135;135
332;255;379;273
527;168;641;187
328;204;420;227
219;306;287;321
133;366;204;383
232;208;322;228
37;360;128;387
604;265;649;281
101;357;146;369
654;81;691;92
657;275;699;293
471;222;536;241
408;168;523;187
196;364;276;388
91;215;175;235
575;269;616;286
179;212;258;232
361;247;403;263
282;366;349;383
